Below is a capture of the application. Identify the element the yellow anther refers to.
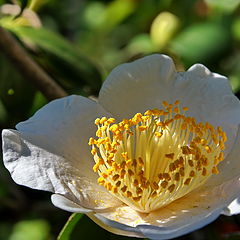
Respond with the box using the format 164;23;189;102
181;146;191;155
179;167;185;177
121;186;127;192
138;126;148;131
98;158;104;165
152;182;159;190
222;131;227;142
98;177;105;185
155;132;163;137
201;157;208;166
174;107;180;113
138;157;144;166
163;173;171;181
94;118;101;125
88;137;95;145
157;122;165;127
102;173;108;178
189;170;195;177
133;196;142;202
165;153;175;160
217;126;223;135
121;152;129;160
184;178;191;185
200;138;207;146
188;160;194;167
169;163;176;172
127;191;132;197
100;117;107;124
168;184;175;193
132;113;143;124
128;169;134;177
144;110;152;115
161;181;168;188
133;179;139;187
126;160;132;167
174;114;182;120
109;124;119;132
112;174;120;181
219;140;225;150
107;118;115;124
132;159;137;167
174;173;180;181
93;164;100;172
174;100;180;105
96;129;102;137
205;145;212;153
91;148;97;155
151;191;157;198
218;152;224;162
162;101;169;107
120;161;126;168
112;162;119;171
136;187;143;195
106;183;112;190
158;173;163;180
202;168;207;176
108;153;114;160
116;181;121;187
178;156;184;165
165;119;174;125
120;169;126;178
183;107;189;111
212;166;219;174
113;187;118;193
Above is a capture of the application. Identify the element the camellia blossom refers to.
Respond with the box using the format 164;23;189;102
2;54;240;239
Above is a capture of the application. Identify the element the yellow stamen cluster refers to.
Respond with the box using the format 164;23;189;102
89;100;227;213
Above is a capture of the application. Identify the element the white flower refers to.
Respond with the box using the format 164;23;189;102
2;54;240;239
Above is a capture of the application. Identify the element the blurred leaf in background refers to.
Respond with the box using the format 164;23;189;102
9;219;50;240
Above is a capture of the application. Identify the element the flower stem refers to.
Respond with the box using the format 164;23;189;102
57;213;83;240
0;26;68;100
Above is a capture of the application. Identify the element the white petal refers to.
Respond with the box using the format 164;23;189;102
91;177;240;239
222;196;240;216
99;54;176;119
51;194;92;213
87;212;144;238
99;54;240;154
175;64;240;154
2;95;121;210
137;177;240;239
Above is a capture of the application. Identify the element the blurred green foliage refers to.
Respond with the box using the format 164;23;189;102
1;0;240;239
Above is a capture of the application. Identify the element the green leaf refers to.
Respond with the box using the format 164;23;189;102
9;219;50;240
57;213;83;240
170;22;230;67
102;0;137;32
205;0;240;12
232;17;240;41
126;34;154;55
9;26;102;94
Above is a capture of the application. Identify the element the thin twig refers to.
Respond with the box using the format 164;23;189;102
0;26;68;100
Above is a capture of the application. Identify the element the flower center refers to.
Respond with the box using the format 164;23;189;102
89;100;227;213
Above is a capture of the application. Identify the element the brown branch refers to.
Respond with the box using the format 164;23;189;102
0;26;68;100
